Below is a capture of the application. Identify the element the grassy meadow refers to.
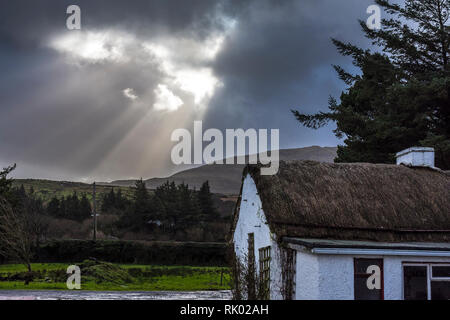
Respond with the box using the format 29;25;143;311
0;261;231;291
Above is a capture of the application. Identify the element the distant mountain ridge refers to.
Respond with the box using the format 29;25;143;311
109;146;337;194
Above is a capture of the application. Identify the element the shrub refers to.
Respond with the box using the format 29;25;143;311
35;240;228;266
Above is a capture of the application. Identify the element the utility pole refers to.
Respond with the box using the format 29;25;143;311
93;181;97;241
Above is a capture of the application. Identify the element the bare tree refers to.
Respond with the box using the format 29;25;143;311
23;197;49;249
0;198;35;273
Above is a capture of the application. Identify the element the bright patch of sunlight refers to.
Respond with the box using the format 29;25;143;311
49;30;131;63
153;84;184;112
175;68;221;105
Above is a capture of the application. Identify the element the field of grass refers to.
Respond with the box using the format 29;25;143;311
0;262;231;291
0;263;68;273
12;179;134;203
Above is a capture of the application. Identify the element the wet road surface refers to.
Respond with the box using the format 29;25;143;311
0;290;232;300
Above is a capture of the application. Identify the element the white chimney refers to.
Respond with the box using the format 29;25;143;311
396;147;435;168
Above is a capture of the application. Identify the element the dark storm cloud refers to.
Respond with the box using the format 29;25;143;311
0;0;377;181
0;0;247;46
1;0;240;180
204;0;375;148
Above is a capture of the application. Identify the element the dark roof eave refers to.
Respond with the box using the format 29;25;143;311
272;221;450;234
283;237;450;251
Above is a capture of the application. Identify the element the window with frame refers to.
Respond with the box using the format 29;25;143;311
403;263;450;300
354;258;384;300
258;246;271;300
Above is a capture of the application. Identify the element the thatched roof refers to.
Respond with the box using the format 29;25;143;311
234;161;450;242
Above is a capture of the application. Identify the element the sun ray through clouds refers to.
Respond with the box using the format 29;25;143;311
44;21;235;180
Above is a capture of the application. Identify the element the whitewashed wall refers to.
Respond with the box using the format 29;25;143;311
295;251;450;300
233;174;283;300
295;250;320;299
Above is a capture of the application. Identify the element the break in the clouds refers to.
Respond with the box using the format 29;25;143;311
0;0;375;182
123;88;138;101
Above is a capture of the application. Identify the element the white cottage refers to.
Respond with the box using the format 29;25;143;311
231;147;450;300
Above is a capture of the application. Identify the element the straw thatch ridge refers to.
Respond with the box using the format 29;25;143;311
238;161;450;242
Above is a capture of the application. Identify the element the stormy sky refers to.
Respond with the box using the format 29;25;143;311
0;0;376;182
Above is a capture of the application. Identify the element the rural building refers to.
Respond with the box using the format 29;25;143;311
231;147;450;300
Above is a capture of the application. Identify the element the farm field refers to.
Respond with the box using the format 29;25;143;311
0;261;231;291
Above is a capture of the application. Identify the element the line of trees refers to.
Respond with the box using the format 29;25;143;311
42;179;218;233
46;192;92;221
2;172;219;238
113;179;218;234
40;178;219;237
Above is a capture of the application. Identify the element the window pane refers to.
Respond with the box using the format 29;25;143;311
432;266;450;278
404;266;428;300
354;259;383;300
431;282;450;300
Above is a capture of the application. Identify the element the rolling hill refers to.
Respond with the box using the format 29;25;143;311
110;146;337;194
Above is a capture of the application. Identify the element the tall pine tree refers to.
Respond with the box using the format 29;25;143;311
0;164;16;203
79;193;92;221
127;179;151;228
47;196;60;217
293;0;450;169
198;181;217;218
